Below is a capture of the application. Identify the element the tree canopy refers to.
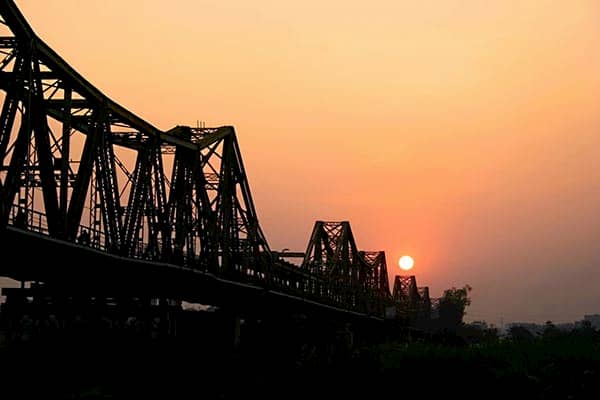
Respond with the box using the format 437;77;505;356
438;285;472;330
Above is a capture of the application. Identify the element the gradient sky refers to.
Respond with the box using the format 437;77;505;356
7;0;600;324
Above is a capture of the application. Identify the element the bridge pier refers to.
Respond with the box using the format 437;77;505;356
0;285;186;343
229;313;242;349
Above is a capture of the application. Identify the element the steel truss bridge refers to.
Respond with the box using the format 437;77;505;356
0;1;433;323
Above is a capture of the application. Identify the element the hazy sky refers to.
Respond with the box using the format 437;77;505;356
8;0;600;324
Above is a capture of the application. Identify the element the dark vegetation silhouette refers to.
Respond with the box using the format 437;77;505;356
508;324;536;342
1;285;597;399
438;284;472;330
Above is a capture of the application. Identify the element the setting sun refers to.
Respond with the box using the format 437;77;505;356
399;255;414;271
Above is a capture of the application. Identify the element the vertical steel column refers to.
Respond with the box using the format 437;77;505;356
59;86;71;234
31;49;60;235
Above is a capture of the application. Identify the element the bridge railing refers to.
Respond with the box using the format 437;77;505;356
7;204;391;316
9;204;107;251
9;205;49;234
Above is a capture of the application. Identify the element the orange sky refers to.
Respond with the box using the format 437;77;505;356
9;0;600;324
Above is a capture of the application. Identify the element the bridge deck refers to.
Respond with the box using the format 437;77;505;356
0;227;381;321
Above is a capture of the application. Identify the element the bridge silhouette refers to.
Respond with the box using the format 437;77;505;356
0;1;434;328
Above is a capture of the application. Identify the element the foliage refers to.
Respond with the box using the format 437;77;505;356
358;333;600;399
542;320;561;338
460;322;500;345
438;284;472;330
507;325;536;342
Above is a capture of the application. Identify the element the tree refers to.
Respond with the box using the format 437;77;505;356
507;325;535;342
438;285;472;330
461;321;499;344
542;320;561;339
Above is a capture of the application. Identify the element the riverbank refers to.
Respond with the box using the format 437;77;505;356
2;331;600;399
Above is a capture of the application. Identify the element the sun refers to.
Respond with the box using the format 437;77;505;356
399;255;414;271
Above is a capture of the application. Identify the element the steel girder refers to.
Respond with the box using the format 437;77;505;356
0;0;412;319
300;221;392;312
358;251;392;314
0;1;270;278
392;275;433;319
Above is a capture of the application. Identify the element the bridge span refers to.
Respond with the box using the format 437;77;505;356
0;1;433;327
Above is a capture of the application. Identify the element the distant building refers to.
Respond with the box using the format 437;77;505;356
584;314;600;329
555;322;577;332
506;322;544;336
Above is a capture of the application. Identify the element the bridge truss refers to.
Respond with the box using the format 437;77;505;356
0;1;434;320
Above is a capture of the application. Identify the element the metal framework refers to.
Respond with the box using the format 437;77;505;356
392;275;433;319
358;251;391;315
298;221;392;312
0;1;271;276
0;1;403;318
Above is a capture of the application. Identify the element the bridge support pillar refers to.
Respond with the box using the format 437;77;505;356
216;310;242;350
232;316;241;349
